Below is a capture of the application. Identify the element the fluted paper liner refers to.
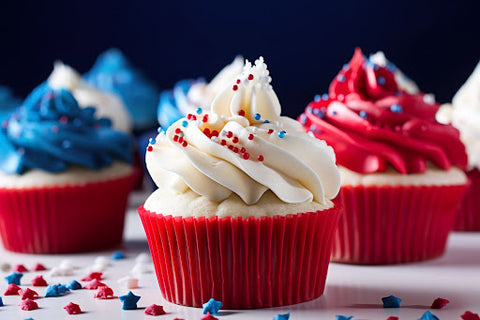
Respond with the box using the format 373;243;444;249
455;169;480;231
138;203;342;309
332;184;467;265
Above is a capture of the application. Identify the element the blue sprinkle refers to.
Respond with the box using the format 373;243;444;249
310;124;317;132
157;127;164;134
335;316;353;320
299;114;307;125
278;131;286;138
273;312;290;320
57;284;69;295
254;113;261;120
182;120;188;127
24;318;34;320
418;310;439;320
332;110;338;115
313;109;325;119
337;74;346;82
5;272;22;285
314;94;321;102
67;280;82;290
45;284;69;297
264;120;270;123
62;140;71;149
378;76;386;85
395;92;403;97
322;93;329;100
149;138;156;145
0;296;3;307
306;106;313;113
359;111;367;119
119;291;141;310
342;64;350;71
390;104;403;113
73;118;82;127
196;107;203;115
387;62;397;71
111;251;125;260
382;295;402;308
202;298;222;315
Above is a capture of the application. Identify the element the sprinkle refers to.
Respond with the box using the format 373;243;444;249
337;74;346;82
418;310;439;320
273;313;290;320
175;128;181;134
19;298;38;311
314;94;321;102
233;147;239;153
431;297;449;309
4;283;21;295
258;155;264;162
196;107;203;114
111;251;125;260
248;134;254;140
278;131;286;138
390;104;403;113
130;262;153;277
342;64;350;71
211;130;219;137
310;124;316;132
264;120;270;123
45;284;70;297
81;272;103;281
382;295;402;308
202;115;209;123
13;264;28;273
232;136;239;143
182;120;188;127
59;116;69;124
5;272;23;285
232;84;238;91
202;298;222;315
236;79;241;84
119;291;141;310
335;316;353;320
238;110;245;116
49;265;73;277
322;93;329;100
1;263;10;272
31;275;48;287
136;253;151;264
64;302;82;314
157;127;163;133
147;146;153;152
62;140;71;149
0;297;3;307
118;276;139;289
221;139;227;146
248;74;254;80
84;279;106;290
461;311;480;320
52;126;59;133
268;129;274;134
201;312;218;320
332;110;338;115
173;135;179;142
182;141;188;147
378;76;386;85
145;304;166;316
387;317;399;320
149;138;156;145
312;108;325;118
67;280;82;290
94;286;115;299
203;128;211;136
32;263;46;271
359;111;367;119
19;288;39;300
242;153;250;160
178;136;184;144
226;131;233;138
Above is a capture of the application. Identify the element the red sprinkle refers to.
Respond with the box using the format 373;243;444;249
431;297;449;309
232;85;238;91
83;279;106;290
175;128;181;134
203;128;211;136
32;263;47;271
240;147;246;153
192;115;197;120
4;283;21;295
386;317;399;320
182;141;188;147
232;137;239;143
248;74;254;80
19;298;38;311
226;131;233;138
201;312;219;320
19;288;39;300
52;126;59;133
147;146;153;152
268;129;274;134
211;130;219;137
178;136;184;144
31;275;48;287
243;153;250;160
202;115;208;123
228;145;234;150
94;286;115;299
64;302;82;315
248;134;254;140
59;116;68;124
238;110;245;116
81;272;103;281
145;304;167;316
233;147;239;153
221;139;227;146
173;135;179;142
14;264;28;273
258;155;264;162
187;114;192;120
461;311;480;320
236;79;241;84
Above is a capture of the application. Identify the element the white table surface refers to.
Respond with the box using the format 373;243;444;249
0;190;479;320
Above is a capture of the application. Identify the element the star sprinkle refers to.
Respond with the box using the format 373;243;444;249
64;302;82;314
431;297;449;309
31;275;48;287
4;283;21;295
19;298;38;311
67;280;82;290
131;262;153;277
382;295;402;308
45;284;69;297
83;279;106;290
387;317;399;320
32;263;47;271
81;272;103;281
202;298;222;315
201;312;218;320
144;304;166;316
111;251;125;260
118;276;139;289
5;272;23;285
462;311;480;320
418;311;439;320
49;265;73;277
119;291;140;310
273;312;290;320
135;253;151;264
13;264;28;273
19;288;39;300
335;316;353;320
94;286;115;299
0;296;3;307
89;256;111;272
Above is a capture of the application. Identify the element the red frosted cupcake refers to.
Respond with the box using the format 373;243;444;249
298;48;468;264
139;57;342;308
0;80;135;253
437;60;480;231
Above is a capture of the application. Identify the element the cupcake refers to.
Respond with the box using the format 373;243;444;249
84;48;158;132
299;48;468;264
0;86;21;121
0;81;135;253
437;60;480;231
138;57;342;308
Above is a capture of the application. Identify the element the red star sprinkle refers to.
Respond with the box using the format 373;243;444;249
64;302;82;314
31;275;48;287
19;298;38;311
431;297;449;309
81;272;103;281
19;288;39;300
386;316;399;320
13;264;28;272
144;304;166;316
32;263;47;271
462;311;480;320
4;283;21;295
201;312;219;320
94;286;114;299
83;279;106;290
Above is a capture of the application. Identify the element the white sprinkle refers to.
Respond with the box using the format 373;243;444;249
131;263;153;277
423;94;436;105
1;263;11;272
135;253;151;264
118;276;139;289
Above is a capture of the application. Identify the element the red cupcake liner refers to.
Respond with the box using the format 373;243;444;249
138;203;342;309
332;184;467;265
455;169;480;231
0;173;135;253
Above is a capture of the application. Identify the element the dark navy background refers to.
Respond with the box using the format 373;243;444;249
1;0;479;118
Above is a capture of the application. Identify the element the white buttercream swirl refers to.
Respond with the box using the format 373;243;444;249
436;60;480;170
48;62;132;133
146;57;340;205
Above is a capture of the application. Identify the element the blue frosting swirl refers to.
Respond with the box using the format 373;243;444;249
84;48;158;131
0;86;21;121
0;83;133;174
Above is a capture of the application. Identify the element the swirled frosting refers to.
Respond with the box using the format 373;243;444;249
0;84;133;174
157;56;244;128
48;62;132;133
437;60;480;170
84;48;158;131
146;57;340;205
0;86;21;121
299;48;467;174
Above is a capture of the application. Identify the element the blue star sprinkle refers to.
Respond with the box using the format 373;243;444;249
66;280;82;290
5;272;23;285
119;291;141;310
45;284;69;297
336;315;353;320
273;312;290;320
0;296;3;307
418;310;439;320
111;251;125;260
382;295;402;308
202;298;222;315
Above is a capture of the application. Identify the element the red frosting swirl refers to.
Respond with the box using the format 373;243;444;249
299;48;467;174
